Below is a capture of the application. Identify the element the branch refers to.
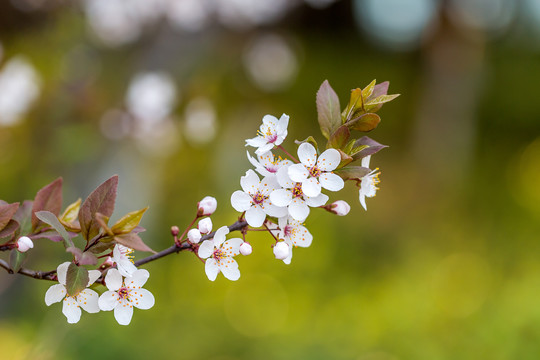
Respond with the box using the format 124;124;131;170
0;259;57;281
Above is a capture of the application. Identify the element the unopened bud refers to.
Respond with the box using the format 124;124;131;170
188;228;202;244
198;218;212;234
331;200;351;216
103;256;114;267
198;196;217;216
239;242;252;256
171;226;180;237
273;242;290;260
16;236;33;253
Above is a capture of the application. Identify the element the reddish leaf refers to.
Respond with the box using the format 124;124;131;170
327;125;350;150
317;80;341;139
335;166;372;181
79;176;119;242
65;263;89;297
352;137;388;160
115;233;154;253
13;200;33;235
31;178;63;231
347;113;381;132
0;203;19;231
0;220;19;240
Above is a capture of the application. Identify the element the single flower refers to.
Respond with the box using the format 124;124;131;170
16;236;33;252
287;143;344;197
98;268;155;326
188;228;202;243
245;114;289;155
198;226;244;281
247;150;293;178
273;241;290;260
198;196;217;216
277;216;313;265
112;244;138;277
198;218;212;234
359;155;381;211
330;200;351;216
44;262;101;324
230;169;287;227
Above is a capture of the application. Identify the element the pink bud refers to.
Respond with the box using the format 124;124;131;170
188;228;202;244
239;242;252;256
273;242;290;260
103;256;114;267
16;236;33;252
198;218;212;234
331;200;351;216
198;196;217;216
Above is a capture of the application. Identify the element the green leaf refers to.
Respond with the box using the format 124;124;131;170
294;136;319;153
336;149;354;169
335;166;372;181
65;263;89;297
343;138;356;155
13;200;33;236
35;211;73;248
347;113;381;132
0;203;19;231
362;79;377;100
60;198;81;224
351;136;388;161
95;212;112;236
87;239;116;254
79;175;119;242
365;94;400;106
31;177;63;231
9;249;27;273
111;207;149;235
316;80;341;139
327;125;350;150
115;233;154;253
341;88;363;123
370;81;389;99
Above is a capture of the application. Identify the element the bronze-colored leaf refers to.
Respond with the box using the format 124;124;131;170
31;178;63;231
0;203;19;231
111;207;149;235
317;80;341;139
79;176;118;242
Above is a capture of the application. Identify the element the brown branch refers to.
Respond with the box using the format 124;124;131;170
0;259;57;281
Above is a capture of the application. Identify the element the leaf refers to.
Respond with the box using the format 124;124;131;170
95;212;113;236
87;238;116;254
0;220;19;240
29;230;64;243
35;211;73;248
65;263;89;297
370;81;389;99
335;166;372;181
115;233;154;253
351;137;388;161
13;200;33;236
0;203;19;231
327;125;350;150
31;177;63;231
111;207;149;235
336;149;354;169
347;113;381;132
79;175;119;242
316;80;341;139
365;94;400;106
60;198;81;224
9;249;27;273
362;79;377;100
294;136;319;153
67;247;98;266
341;88;363;123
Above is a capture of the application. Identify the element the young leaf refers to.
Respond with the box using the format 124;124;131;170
341;88;363;123
337;149;354;169
29;230;64;243
65;263;89;297
79;175;119;242
87;239;115;254
115;233;154;253
9;249;27;273
60;198;81;224
362;79;377;100
351;137;388;160
347;113;381;132
35;211;73;248
371;81;389;99
13;200;33;236
31;177;63;231
327;125;350;150
111;207;149;235
67;247;98;266
335;166;372;181
0;203;19;231
316;80;341;139
295;136;319;153
0;220;19;240
95;212;113;236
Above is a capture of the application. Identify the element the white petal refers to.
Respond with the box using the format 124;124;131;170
205;258;220;281
297;142;317;167
230;191;253;212
319;172;344;192
56;262;70;285
276;114;289;135
104;269;123;291
45;284;66;306
262;114;279;126
223;238;244;257
130;288;155;310
270;189;292;207
255;142;275;155
317;148;341;171
77;289;100;313
198;240;215;259
245;136;267;147
276;166;294;188
289;225;313;248
87;270;101;286
117;260;138;278
240;169;260;195
359;192;368;210
361;155;371;168
126;269;149;289
259;176;280;195
264;203;288;218
305;193;329;207
245;206;266;227
62;296;82;324
289;199;310;222
288;164;309;183
219;259;240;281
302;177;321;198
213;225;230;247
98;291;118;311
114;299;134;325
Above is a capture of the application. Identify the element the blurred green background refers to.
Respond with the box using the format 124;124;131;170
1;0;540;359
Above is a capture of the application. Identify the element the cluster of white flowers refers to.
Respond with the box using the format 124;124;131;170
45;244;154;325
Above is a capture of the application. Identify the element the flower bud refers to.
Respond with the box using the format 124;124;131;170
273;242;290;260
239;242;252;256
331;200;351;216
198;218;212;234
198;196;217;216
171;226;180;237
187;228;202;244
16;236;33;253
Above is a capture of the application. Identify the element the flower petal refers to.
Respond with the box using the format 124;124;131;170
130;288;155;310
270;189;292;207
205;258;220;281
262;114;278;126
359;191;367;210
297;142;317;167
245;136;267;148
259;176;280;196
319;172;344;192
87;270;101;286
126;269;150;289
230;191;253;212
288;164;309;183
277;166;294;188
219;258;240;281
198;240;214;259
45;284;66;306
56;262;70;285
302;177;321;198
255;143;275;155
114;299;134;325
98;290;118;311
212;225;229;247
104;269;123;291
317;148;341;171
240;169;260;195
117;260;138;278
289;225;313;248
305;193;329;207
361;155;371;169
77;289;100;313
276;114;289;135
62;296;82;324
264;203;288;218
223;238;244;257
288;199;310;222
245;206;266;227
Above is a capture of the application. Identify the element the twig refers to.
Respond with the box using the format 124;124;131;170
0;259;57;281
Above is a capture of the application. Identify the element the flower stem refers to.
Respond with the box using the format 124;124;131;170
277;145;299;163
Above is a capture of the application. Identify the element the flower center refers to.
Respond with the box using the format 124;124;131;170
213;248;225;261
252;192;265;204
309;166;321;178
118;287;130;300
292;183;303;198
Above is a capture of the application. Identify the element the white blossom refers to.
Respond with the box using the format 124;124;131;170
247;150;293;178
198;226;243;281
16;236;33;252
331;200;350;216
239;242;252;256
98;268;155;326
198;196;217;216
198;218;212;234
273;241;290;260
188;228;202;243
112;244;137;277
359;156;381;210
245;114;289;155
277;216;313;264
